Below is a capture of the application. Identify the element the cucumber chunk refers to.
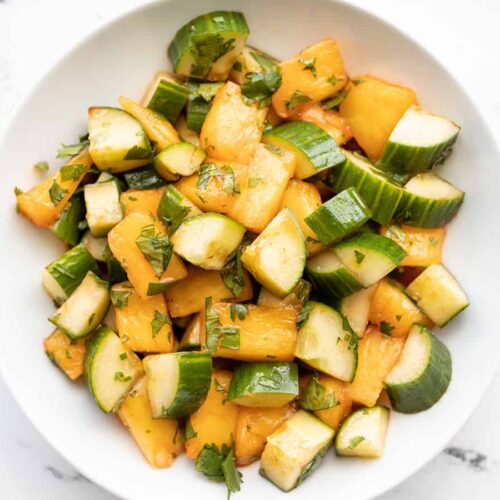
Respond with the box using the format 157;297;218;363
171;213;245;270
84;180;123;237
260;410;334;492
335;406;389;458
305;187;372;245
328;150;403;225
142;71;189;124
154;142;207;181
186;82;224;132
42;246;99;305
228;362;299;407
395;171;464;227
143;352;212;418
241;208;306;298
88;107;153;172
406;264;469;326
51;195;85;247
263;121;345;180
168;11;249;81
379;106;460;179
334;233;406;287
49;271;110;340
80;231;108;262
385;324;452;413
157;185;203;234
306;250;363;301
84;326;144;413
338;285;377;337
295;301;357;382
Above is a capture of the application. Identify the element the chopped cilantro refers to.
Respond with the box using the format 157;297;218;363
300;374;339;411
347;436;365;449
221;246;246;298
354;250;365;264
299;57;317;77
119;352;128;361
56;135;89;159
185;420;198;440
136;224;173;278
247;176;264;188
190;34;236;79
197;164;239;195
34;161;49;172
220;326;240;350
49;180;68;207
323;89;349;109
229;303;249;321
110;289;130;308
380;321;395;336
297;301;312;328
151;310;171;338
351;79;365;86
114;371;132;382
285;90;312;110
60;163;87;181
14;186;23;196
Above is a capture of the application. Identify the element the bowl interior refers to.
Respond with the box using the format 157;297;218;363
1;0;499;499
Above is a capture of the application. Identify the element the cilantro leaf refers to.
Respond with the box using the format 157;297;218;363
221;246;246;298
185;420;198;440
323;89;349;110
60;163;87;181
195;444;242;499
229;303;248;322
297;301;312;328
190;34;236;79
114;371;132;382
285;90;312;110
380;321;395;336
220;326;240;350
158;198;191;234
151;310;171;338
110;289;131;308
247;177;264;188
34;161;49;172
136;224;173;278
348;436;365;449
241;64;282;104
49;180;68;206
354;250;365;264
299;57;317;78
300;374;339;411
197;164;240;195
205;297;222;353
56;135;89;159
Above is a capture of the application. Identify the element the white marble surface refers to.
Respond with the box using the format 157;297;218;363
1;0;500;498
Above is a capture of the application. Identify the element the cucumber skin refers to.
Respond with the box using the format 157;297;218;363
307;265;362;301
51;195;85;247
378;133;459;178
168;11;249;80
146;79;189;124
228;362;299;400
335;232;407;265
328;154;403;225
123;166;167;190
186;82;223;132
163;352;213;418
264;121;345;178
46;246;100;298
386;325;452;414
395;190;464;228
305;187;372;245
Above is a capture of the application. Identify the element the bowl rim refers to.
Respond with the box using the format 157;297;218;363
1;1;500;499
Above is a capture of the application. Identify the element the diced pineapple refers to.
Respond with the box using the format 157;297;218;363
200;81;267;163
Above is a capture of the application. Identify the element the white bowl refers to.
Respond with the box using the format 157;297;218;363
1;0;499;499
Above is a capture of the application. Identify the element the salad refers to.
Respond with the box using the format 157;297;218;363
15;10;468;497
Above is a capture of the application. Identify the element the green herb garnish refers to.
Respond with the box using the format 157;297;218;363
49;180;68;206
136;224;172;278
110;289;131;308
151;310;171;338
